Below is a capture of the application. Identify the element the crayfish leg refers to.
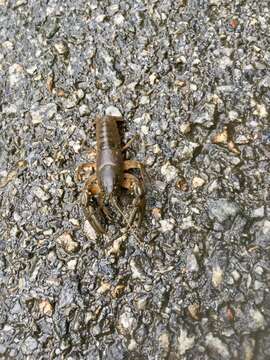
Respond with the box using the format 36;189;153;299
123;160;150;188
83;206;106;234
80;177;106;234
75;162;96;181
121;173;145;228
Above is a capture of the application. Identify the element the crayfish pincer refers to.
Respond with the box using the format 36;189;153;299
76;115;146;234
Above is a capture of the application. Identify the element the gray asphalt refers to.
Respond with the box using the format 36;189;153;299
0;0;270;359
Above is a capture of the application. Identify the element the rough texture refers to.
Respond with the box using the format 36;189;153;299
0;1;270;359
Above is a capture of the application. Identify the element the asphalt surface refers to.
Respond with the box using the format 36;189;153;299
0;0;270;359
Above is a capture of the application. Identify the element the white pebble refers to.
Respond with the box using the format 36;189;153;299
177;328;195;355
153;144;161;154
105;106;122;117
160;219;175;232
118;310;136;335
140;96;150;105
84;220;97;241
253;103;268;118
161;162;178;182
96;14;106;23
114;13;125;25
180;122;191;134
79;104;90;116
228;110;239;121
33;187;50;201
149;73;157;85
56;232;79;253
9;63;25;87
141;125;149;135
67;259;77;270
192;176;205;189
212;266;224;287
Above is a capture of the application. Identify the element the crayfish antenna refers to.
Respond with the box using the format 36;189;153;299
111;197;143;244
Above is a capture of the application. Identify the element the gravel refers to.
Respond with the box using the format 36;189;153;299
1;0;270;359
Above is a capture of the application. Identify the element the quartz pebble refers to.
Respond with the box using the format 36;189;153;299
192;176;205;189
212;266;224;288
177;328;195;355
30;103;57;124
161;162;178;182
56;232;79;253
105;106;122;117
33;187;50;201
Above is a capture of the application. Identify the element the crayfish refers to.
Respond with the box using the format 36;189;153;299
76;115;145;235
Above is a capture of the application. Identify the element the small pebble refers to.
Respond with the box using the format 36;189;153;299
186;253;199;273
96;14;106;23
135;295;148;310
160;219;175;232
254;266;263;275
208;199;240;223
212;127;228;144
106;235;126;256
181;216;194;230
205;333;230;359
30;103;57;124
149;73;157;85
161;162;178;182
188;304;201;320
159;333;170;350
21;337;38;355
212;266;224;287
97;282;111;294
130;258;145;280
108;4;119;14
192;176;205;189
251;206;264;218
54;41;68;55
33;187;50;201
152;207;162;220
177;328;195;355
253;103;268;118
105;106;122;117
254;280;263;290
26;65;37;75
231;270;241;282
9;63;25;87
63;97;76;109
176;178;189;192
141;125;149;135
39;299;53;316
153;144;161;154
128;340;137;351
114;13;125;25
76;89;84;100
140;96;150;105
84;220;97;241
228;110;239;121
235;134;249;144
118;310;137;335
254;219;270;246
249;308;266;330
56;232;79;253
67;258;77;270
180;122;191;134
